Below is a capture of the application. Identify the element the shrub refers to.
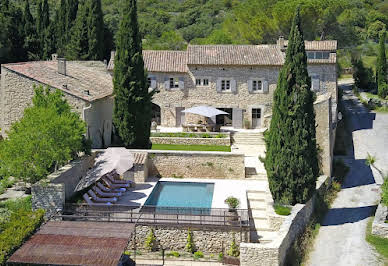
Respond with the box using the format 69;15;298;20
144;228;157;251
167;251;180;257
227;234;240;257
382;178;388;206
0;208;44;264
225;196;240;209
332;181;342;192
218;252;224;262
274;204;291;216
193;251;204;259
185;228;195;253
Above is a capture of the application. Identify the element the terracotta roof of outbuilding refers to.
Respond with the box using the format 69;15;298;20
187;45;284;66
2;61;113;102
283;40;337;51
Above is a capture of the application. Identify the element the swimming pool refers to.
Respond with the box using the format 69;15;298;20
144;181;215;209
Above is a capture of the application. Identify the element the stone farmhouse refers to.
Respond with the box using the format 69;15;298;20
0;37;337;174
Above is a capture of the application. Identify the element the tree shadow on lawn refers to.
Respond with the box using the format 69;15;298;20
321;205;377;226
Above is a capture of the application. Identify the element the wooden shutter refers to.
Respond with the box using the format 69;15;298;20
248;80;253;93
232;108;243;129
179;77;185;89
263;80;269;94
164;77;170;90
231;79;237;93
312;78;320;91
216;79;222;93
150;76;157;89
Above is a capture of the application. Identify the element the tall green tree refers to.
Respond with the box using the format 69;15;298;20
6;3;26;62
377;31;388;98
87;0;104;60
113;0;155;148
67;1;89;60
23;0;40;60
37;0;54;59
264;7;319;205
56;0;67;56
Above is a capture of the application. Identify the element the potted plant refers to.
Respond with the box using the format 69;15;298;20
225;196;240;223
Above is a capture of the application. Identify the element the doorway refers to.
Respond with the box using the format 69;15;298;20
152;103;161;125
252;108;262;128
176;107;185;127
216;108;233;126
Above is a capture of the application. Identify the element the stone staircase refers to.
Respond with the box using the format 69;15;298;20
245;167;267;180
247;190;277;243
231;132;265;145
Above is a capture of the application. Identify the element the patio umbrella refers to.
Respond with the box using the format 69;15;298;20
182;105;228;118
74;147;134;192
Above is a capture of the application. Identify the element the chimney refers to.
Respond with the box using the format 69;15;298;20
58;58;67;76
51;54;58;61
278;36;285;50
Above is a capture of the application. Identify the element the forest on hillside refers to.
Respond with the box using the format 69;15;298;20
0;0;387;64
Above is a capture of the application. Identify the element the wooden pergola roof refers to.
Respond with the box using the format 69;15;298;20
8;221;134;266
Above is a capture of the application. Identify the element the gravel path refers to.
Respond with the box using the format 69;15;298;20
306;83;388;266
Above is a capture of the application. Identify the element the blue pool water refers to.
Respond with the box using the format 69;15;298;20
144;181;214;209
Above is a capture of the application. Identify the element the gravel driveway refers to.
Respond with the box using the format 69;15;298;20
306;83;388;266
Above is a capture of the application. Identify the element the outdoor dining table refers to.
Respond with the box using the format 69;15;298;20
184;124;216;132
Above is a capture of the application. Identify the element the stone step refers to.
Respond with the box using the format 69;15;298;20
251;219;270;230
256;231;278;243
247;191;267;200
249;200;266;210
251;209;266;218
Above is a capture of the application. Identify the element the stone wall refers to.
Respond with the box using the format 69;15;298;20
131;225;248;253
31;155;96;215
150;136;230;146
0;67;86;136
240;176;330;266
146;150;245;179
372;203;388;238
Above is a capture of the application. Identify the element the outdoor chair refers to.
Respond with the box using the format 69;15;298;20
102;177;130;189
87;189;117;203
93;186;122;198
182;125;189;132
106;174;133;186
83;194;112;206
97;182;126;193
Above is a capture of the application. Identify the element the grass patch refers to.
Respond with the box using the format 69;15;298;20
366;218;388;262
151;144;231;152
151;132;227;138
274;204;291;216
339;74;353;79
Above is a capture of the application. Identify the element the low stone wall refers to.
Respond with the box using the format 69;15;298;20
240;175;330;266
130;225;248;253
150;136;230;146
147;150;245;179
31;155;96;216
372;203;388;238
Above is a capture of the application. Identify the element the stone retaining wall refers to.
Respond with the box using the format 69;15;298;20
150;136;230;146
147;150;245;179
240;176;330;266
372;203;388;238
31;155;96;216
131;225;248;253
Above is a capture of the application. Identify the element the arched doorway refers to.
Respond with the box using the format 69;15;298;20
152;103;161;125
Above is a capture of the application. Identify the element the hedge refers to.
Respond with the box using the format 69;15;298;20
0;208;44;264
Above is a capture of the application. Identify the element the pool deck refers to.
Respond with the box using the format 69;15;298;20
117;177;268;210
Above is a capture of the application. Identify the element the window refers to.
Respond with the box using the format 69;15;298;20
195;78;210;87
252;108;262;119
221;80;231;91
169;77;179;88
307;51;330;59
147;77;152;88
252;80;263;91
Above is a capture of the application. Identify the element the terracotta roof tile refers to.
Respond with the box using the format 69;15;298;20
187;45;284;66
2;61;112;102
284;40;337;51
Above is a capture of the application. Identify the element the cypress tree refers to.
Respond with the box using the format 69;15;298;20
264;7;319;205
7;4;26;62
86;0;104;60
377;31;388;98
56;0;67;56
67;1;89;60
66;0;78;32
113;0;155;148
23;0;40;60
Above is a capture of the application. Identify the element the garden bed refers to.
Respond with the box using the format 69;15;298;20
151;144;231;152
150;132;230;146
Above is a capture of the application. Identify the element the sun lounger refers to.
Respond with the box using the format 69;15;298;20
97;182;126;192
83;194;112;206
93;186;122;198
87;189;117;203
102;177;130;189
106;174;133;185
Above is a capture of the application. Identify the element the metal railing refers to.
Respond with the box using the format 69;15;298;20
59;203;250;229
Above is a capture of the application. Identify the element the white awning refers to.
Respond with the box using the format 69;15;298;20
182;106;228;117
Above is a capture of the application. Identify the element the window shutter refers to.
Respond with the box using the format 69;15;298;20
312;78;320;91
216;79;222;93
179;77;185;89
151;76;157;89
248;80;253;93
263;80;269;94
164;77;170;90
231;79;237;93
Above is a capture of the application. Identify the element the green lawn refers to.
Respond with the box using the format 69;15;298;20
366;218;388;262
151;144;231;152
